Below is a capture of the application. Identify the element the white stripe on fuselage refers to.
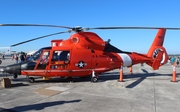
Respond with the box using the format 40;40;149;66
118;53;132;67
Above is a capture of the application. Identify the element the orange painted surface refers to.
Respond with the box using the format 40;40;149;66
20;29;168;78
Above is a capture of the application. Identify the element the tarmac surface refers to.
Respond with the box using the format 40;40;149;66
0;57;180;112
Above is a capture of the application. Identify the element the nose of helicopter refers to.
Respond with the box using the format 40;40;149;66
4;63;21;75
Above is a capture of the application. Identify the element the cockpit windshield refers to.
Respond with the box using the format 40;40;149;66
28;47;51;61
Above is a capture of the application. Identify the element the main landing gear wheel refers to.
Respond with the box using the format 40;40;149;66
29;77;35;83
91;77;98;83
13;74;18;79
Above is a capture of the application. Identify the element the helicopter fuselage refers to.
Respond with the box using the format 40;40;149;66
4;30;169;82
21;47;123;77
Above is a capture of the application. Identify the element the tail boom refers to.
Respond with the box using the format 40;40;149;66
117;28;169;70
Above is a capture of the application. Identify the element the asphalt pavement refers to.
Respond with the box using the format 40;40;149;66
0;57;180;112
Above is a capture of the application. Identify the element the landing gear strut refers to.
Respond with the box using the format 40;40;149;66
91;70;98;83
91;77;98;82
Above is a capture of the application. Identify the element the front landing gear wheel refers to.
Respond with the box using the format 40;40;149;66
29;77;35;83
13;74;18;79
91;77;98;83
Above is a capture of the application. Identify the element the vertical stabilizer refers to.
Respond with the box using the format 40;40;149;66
147;29;166;57
146;29;169;70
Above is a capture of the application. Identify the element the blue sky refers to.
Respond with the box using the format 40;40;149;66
0;0;180;54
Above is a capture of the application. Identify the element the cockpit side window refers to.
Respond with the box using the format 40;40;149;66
37;51;50;69
40;51;50;64
28;47;51;61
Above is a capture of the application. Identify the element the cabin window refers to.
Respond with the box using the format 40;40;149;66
52;50;70;61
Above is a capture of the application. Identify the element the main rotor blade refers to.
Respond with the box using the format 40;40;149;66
0;24;71;29
88;26;180;30
11;31;68;47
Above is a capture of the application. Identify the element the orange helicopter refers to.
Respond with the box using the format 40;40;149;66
0;24;180;83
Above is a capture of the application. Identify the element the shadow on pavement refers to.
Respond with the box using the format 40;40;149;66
0;99;81;112
10;83;29;87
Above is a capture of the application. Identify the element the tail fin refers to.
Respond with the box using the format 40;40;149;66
146;29;169;70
